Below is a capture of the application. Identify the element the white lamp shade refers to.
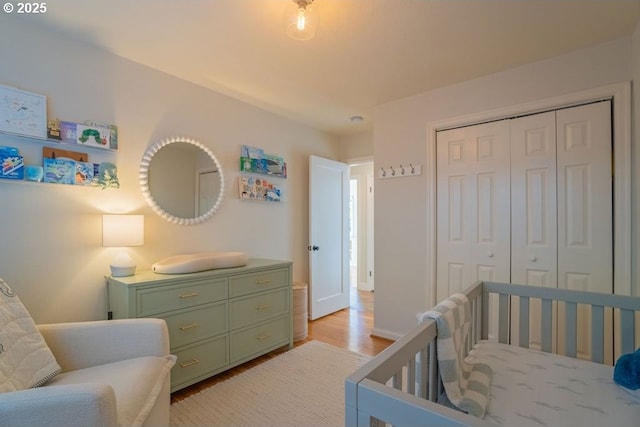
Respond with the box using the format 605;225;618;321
102;214;144;277
102;215;144;247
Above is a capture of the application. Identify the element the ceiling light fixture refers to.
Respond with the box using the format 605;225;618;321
286;0;318;41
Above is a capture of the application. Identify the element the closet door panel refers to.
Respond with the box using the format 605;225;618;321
556;101;613;361
436;121;510;301
444;173;469;292
474;170;506;283
437;129;472;297
471;123;510;342
437;129;473;297
469;122;510;287
556;101;612;294
510;111;558;288
510;111;557;351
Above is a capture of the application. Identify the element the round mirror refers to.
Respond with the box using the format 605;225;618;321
140;136;224;225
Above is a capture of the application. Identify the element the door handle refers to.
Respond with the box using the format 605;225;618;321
307;245;319;251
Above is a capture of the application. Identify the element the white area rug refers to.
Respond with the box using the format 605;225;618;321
170;340;371;427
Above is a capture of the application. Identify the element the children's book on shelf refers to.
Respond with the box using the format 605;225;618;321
238;175;282;202
75;162;96;186
43;158;76;185
240;145;287;178
0;146;24;180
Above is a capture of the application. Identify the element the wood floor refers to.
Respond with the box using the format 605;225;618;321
171;288;393;403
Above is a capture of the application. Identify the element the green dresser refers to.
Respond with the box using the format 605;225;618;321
107;258;293;392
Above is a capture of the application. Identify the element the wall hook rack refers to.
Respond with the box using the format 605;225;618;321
378;163;422;179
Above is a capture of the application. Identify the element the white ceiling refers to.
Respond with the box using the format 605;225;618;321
30;0;640;136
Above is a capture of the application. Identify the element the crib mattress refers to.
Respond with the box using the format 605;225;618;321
465;341;640;427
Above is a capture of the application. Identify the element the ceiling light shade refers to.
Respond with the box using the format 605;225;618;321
286;0;318;41
102;214;144;277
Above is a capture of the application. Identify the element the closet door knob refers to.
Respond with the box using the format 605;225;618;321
487;251;494;258
530;256;537;262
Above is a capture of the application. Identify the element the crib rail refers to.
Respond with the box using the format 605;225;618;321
482;281;640;363
345;281;640;427
344;314;491;427
345;281;488;427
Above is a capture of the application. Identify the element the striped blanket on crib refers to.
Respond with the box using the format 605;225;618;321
419;293;492;417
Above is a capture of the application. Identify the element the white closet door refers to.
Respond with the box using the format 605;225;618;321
435;102;613;355
510;111;558;287
509;102;613;357
556;101;613;361
556;101;612;294
510;111;558;350
436;121;510;300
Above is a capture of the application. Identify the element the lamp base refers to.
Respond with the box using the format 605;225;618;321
110;265;136;277
110;251;137;277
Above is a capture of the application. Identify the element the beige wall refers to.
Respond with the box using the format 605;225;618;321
373;36;637;338
0;21;339;323
339;131;373;162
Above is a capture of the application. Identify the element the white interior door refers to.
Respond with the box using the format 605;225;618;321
309;155;350;320
436;120;511;300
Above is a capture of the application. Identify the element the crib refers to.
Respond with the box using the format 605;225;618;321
345;281;640;427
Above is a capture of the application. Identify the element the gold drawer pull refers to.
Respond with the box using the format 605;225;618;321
255;304;271;310
255;279;271;285
256;334;271;341
180;358;200;368
179;322;200;331
179;292;199;299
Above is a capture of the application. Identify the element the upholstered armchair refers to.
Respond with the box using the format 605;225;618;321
0;318;176;427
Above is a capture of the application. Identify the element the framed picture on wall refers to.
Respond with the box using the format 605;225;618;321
0;84;47;139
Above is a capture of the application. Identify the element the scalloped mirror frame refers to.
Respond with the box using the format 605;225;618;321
140;136;225;225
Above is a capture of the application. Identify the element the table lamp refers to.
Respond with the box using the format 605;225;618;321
102;214;144;277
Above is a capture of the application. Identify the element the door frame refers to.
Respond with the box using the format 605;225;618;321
425;82;632;308
346;157;375;292
366;171;374;292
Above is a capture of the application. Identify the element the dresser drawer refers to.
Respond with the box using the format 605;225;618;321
163;301;228;348
229;288;289;330
171;335;229;390
137;278;228;316
229;268;289;298
230;315;289;363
